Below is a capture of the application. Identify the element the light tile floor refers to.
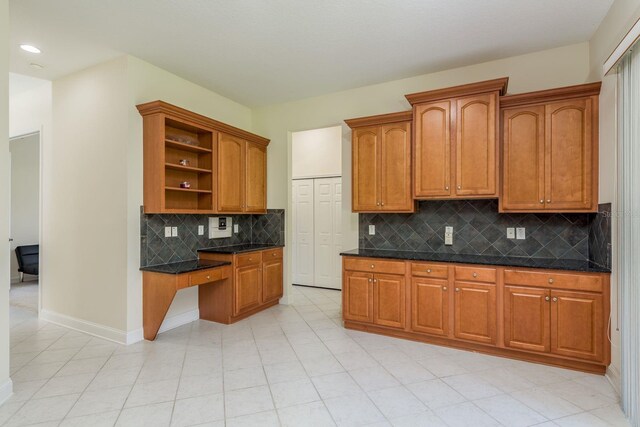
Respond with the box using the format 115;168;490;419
1;282;630;426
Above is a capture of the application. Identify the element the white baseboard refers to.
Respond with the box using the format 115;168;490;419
40;309;129;344
0;378;13;405
606;365;622;397
125;309;201;345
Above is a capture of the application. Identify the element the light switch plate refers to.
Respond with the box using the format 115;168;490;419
198;225;204;236
516;227;526;240
171;226;178;237
507;228;515;239
445;226;453;246
368;225;375;235
234;224;239;233
164;227;172;238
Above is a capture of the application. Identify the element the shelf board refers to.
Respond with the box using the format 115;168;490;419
165;139;212;153
165;186;212;194
165;163;212;173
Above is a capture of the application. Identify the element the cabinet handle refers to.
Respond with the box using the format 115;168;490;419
548;278;554;284
373;279;377;283
472;272;478;278
443;286;448;291
455;288;460;292
445;186;449;190
272;253;276;257
552;297;558;302
457;185;461;190
427;269;432;273
545;296;550;301
376;202;380;206
368;278;372;283
206;275;210;280
370;264;375;269
547;200;551;203
539;199;544;204
381;202;384;206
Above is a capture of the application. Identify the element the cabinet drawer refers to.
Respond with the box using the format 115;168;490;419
236;252;262;267
188;268;225;288
344;257;405;275
263;248;283;260
504;269;603;292
411;262;449;279
455;266;496;283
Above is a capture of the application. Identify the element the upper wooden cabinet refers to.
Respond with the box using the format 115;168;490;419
137;101;269;214
500;83;600;212
346;112;415;213
406;78;508;199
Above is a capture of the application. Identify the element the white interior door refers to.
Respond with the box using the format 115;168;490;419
292;179;314;285
314;177;342;290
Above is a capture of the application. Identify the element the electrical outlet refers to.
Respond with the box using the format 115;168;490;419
198;225;204;236
171;226;178;237
507;228;515;239
445;226;453;246
516;227;526;240
164;227;172;238
234;224;239;233
368;225;376;235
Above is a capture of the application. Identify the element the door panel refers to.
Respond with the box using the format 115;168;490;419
343;271;374;323
412;278;449;336
504;286;550;352
262;259;283;303
380;122;413;211
502;106;545;210
314;178;343;290
551;290;603;361
234;265;261;316
217;133;244;212
352;127;380;211
374;274;405;329
414;102;451;197
292;180;314;285
456;94;497;196
454;281;497;344
333;180;343;290
545;99;593;210
245;142;266;213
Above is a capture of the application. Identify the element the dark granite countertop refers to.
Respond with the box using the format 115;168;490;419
140;259;231;275
198;244;284;254
340;248;611;273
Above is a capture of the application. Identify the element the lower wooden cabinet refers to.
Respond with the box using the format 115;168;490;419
234;264;262;316
342;256;611;373
453;281;497;345
411;278;449;336
262;257;284;303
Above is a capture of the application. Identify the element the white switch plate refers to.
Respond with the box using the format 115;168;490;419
507;228;515;239
516;227;526;240
234;224;239;233
445;226;453;246
198;225;204;236
171;226;178;237
164;227;172;238
368;225;375;235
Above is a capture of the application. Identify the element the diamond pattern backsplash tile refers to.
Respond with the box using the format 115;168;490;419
589;203;612;269
140;208;285;267
359;200;596;260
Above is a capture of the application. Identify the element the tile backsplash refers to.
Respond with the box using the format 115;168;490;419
359;200;611;262
589;203;612;269
140;209;284;266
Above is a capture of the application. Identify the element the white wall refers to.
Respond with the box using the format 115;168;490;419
292;126;342;179
9;133;39;281
0;0;13;404
126;56;254;334
587;0;640;396
9;74;51;138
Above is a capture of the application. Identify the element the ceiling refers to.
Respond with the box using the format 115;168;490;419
10;0;614;107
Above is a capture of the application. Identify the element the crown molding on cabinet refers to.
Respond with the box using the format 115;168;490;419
499;82;602;108
404;77;509;105
344;110;413;128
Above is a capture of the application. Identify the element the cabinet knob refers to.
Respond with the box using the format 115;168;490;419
552;297;558;302
206;275;210;280
545;296;550;301
370;264;375;269
548;278;554;284
539;199;544;204
472;272;478;278
457;185;461;190
445;186;449;190
272;253;276;257
443;286;448;291
547;200;551;203
427;269;432;273
368;278;372;283
373;279;377;283
376;202;380;206
381;202;384;206
455;288;460;292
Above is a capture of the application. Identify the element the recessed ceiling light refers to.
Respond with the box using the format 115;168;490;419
30;63;44;70
20;44;41;54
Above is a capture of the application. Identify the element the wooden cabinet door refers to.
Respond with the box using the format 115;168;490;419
245;142;267;213
234;265;262;316
373;274;405;329
380;122;413;211
414;101;451;198
262;258;283;303
217;133;245;213
411;278;449;336
455;94;497;196
545;99;594;210
550;290;604;361
352;127;380;211
343;271;374;323
453;282;496;344
502;106;546;211
504;286;550;352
